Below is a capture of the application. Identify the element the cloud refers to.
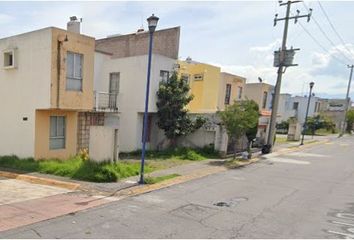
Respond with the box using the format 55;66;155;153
0;14;14;24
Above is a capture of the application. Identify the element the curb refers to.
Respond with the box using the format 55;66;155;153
0;171;80;190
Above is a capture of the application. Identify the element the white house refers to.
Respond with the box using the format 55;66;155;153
94;27;180;152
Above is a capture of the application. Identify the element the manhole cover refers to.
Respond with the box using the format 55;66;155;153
214;202;230;207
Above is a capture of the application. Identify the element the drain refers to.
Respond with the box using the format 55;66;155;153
214;202;230;207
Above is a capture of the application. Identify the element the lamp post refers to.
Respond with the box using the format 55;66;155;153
139;14;159;184
300;81;315;145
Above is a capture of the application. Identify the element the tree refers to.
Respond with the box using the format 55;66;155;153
156;72;205;147
346;110;354;133
218;100;259;159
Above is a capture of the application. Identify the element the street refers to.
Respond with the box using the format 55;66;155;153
1;136;354;239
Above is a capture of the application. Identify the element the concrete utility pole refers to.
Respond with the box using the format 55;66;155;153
264;1;312;153
340;64;354;136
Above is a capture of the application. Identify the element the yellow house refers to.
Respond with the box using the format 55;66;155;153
178;58;245;113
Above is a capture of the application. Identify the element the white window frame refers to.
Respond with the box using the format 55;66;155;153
66;51;83;91
194;73;204;81
49;116;66;150
3;49;17;69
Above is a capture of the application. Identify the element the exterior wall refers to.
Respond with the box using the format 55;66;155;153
218;72;246;110
318;98;350;129
178;60;221;113
94;52;176;151
95;27;180;60
277;93;296;123
50;28;95;110
89;126;116;162
0;28;53;157
244;83;274;110
34;110;78;159
288;96;320;124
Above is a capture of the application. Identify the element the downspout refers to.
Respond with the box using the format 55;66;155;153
56;40;62;109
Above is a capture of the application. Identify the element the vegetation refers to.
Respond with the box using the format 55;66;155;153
304;115;336;136
0;155;156;182
120;146;220;161
276;120;289;134
346;109;354;133
144;174;180;184
156;71;205;147
218;100;259;159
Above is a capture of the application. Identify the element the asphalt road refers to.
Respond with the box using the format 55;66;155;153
1;136;354;238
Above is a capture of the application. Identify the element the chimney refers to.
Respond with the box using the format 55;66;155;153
67;16;81;34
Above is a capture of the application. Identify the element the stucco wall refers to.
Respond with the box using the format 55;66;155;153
244;83;274;110
34;110;78;159
94;52;176;151
50;28;95;110
219;72;246;110
89;126;116;162
178;61;221;113
0;28;52;157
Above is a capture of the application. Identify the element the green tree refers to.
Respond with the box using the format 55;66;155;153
346;110;354;133
218;100;259;159
156;72;205;147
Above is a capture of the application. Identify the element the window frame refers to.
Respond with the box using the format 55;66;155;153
49;116;66;150
66;51;83;91
237;86;243;100
3;49;16;69
160;70;170;82
225;84;232;105
193;73;204;81
262;91;268;109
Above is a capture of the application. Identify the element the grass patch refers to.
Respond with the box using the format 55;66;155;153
120;146;220;161
223;159;247;169
143;173;181;184
0;155;157;182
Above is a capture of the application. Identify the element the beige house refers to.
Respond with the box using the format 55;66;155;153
218;72;246;110
244;82;275;145
0;17;119;161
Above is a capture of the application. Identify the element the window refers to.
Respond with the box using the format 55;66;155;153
293;102;299;110
194;74;204;81
237;86;243;100
225;84;232;105
66;52;83;91
50;116;66;150
181;74;190;84
262;91;268;109
160;70;169;82
3;49;15;68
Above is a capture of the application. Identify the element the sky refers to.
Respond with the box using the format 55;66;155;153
0;1;354;99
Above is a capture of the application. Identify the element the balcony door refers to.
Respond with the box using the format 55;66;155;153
109;73;120;109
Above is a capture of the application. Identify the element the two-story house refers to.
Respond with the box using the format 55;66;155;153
244;82;275;145
94;26;180;152
0;18;96;160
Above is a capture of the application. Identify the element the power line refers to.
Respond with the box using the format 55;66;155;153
302;1;353;63
297;20;348;66
317;1;354;59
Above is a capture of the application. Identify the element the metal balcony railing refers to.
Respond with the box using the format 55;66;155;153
94;91;118;112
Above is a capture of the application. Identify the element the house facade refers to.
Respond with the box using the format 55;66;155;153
0;22;96;159
94;27;180;152
277;94;321;125
318;98;352;129
244;82;275;145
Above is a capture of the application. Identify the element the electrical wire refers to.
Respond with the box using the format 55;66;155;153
317;1;354;59
302;1;354;63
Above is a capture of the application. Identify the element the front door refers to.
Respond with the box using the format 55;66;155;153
109;73;119;109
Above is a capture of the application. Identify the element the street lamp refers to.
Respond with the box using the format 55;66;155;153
139;14;159;184
300;81;315;145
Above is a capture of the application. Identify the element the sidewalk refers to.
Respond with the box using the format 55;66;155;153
0;134;335;233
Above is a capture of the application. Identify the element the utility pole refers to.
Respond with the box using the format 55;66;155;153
340;64;354;136
264;1;312;154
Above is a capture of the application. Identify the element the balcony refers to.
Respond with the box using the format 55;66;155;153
94;91;119;112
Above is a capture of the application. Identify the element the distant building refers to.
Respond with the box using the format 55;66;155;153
318;98;352;129
277;94;321;125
